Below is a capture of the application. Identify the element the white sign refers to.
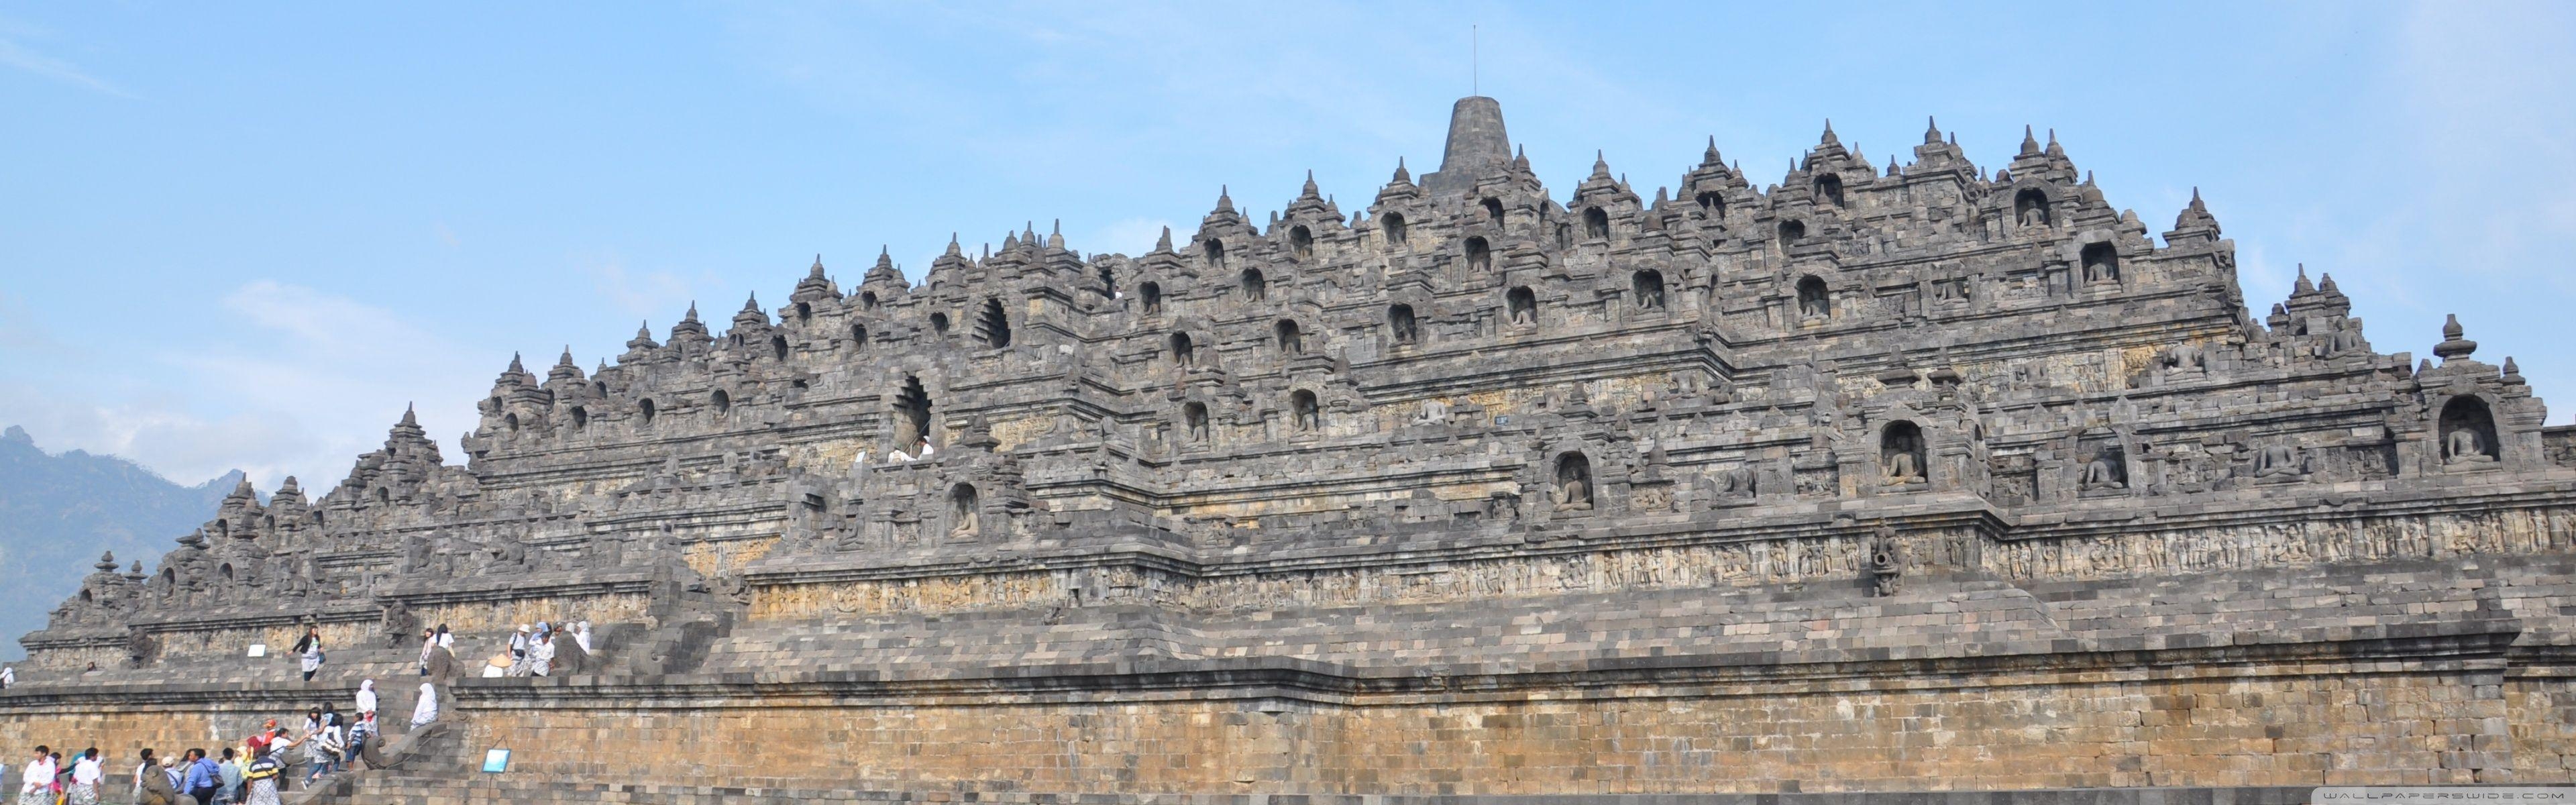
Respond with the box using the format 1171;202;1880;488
246;644;266;657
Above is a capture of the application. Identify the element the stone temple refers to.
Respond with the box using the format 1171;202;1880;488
10;96;2576;803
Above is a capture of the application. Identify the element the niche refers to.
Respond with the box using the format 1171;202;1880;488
1383;213;1408;246
219;564;233;582
1205;239;1227;270
1290;390;1320;432
712;389;731;418
1275;319;1303;354
1169;332;1195;368
1387;304;1419;343
930;313;951;335
1465;237;1492;272
1631;270;1665;310
1778;219;1807;241
1881;421;1927;485
570;406;588;431
2014;189;2051;227
1097;265;1116;298
1507;286;1538;327
1482;197;1505;227
892;375;933;450
1695;191;1724;215
591;380;607;399
638;398;657;428
794;301;812;323
1240;268;1267;302
948;483;979;537
1183;402;1210;443
2440;396;2502;465
1583;207;1611;239
2082;243;2121;283
1554;452;1595;511
1815;174;1845;207
1140;282;1163;314
1289;225;1313;262
770;335;789;361
977;298;1011;348
860;291;879;309
1796;276;1831;319
849;324;868;350
376;487;390;505
504;413;520;433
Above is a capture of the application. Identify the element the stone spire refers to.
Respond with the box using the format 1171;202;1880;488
1419;96;1511;195
2434;314;2477;362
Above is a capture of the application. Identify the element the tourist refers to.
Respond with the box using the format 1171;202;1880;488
415;630;435;677
409;682;439;728
0;665;13;690
16;746;48;805
354;680;376;721
132;751;177;805
528;630;556;677
129;749;156;804
236;750;279;805
213;749;241;805
291;627;324;683
303;720;341;785
505;625;531;676
572;621;592;653
183;749;218;805
345;712;378;770
67;747;100;805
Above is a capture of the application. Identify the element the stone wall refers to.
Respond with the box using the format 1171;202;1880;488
431;660;2516;794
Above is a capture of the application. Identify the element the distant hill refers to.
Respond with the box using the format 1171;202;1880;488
0;425;243;661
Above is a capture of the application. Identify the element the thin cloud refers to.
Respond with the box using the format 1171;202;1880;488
0;37;134;99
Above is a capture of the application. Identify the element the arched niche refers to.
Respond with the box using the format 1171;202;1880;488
1387;304;1419;343
570;406;588;431
1382;213;1408;246
1289;389;1320;433
1140;282;1163;315
1288;225;1313;262
638;398;657;428
1582;207;1610;239
1464;237;1492;272
1694;191;1724;216
770;334;790;361
977;298;1011;348
1240;268;1267;302
1552;451;1595;512
1796;276;1831;319
2013;189;2051;227
2081;242;2121;283
849;323;868;350
1205;238;1227;270
1274;319;1303;355
929;312;951;335
1631;270;1665;310
1506;286;1538;327
1880;421;1927;486
1778;219;1807;241
1814;174;1845;207
711;389;731;417
947;483;979;537
1181;402;1210;443
2440;395;2502;466
1168;332;1195;368
1481;197;1505;227
892;375;933;450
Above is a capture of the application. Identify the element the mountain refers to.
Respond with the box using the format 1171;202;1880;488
0;425;243;661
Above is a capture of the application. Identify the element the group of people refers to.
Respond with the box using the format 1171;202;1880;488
11;677;413;805
441;621;588;679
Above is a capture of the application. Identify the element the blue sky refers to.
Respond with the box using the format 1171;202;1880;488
1;2;2571;488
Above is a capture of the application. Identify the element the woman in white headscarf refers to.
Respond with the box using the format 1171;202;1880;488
527;631;555;677
354;680;377;719
409;682;439;728
0;665;14;690
572;622;591;653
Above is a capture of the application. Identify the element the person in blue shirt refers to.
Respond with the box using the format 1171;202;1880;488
181;749;219;805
